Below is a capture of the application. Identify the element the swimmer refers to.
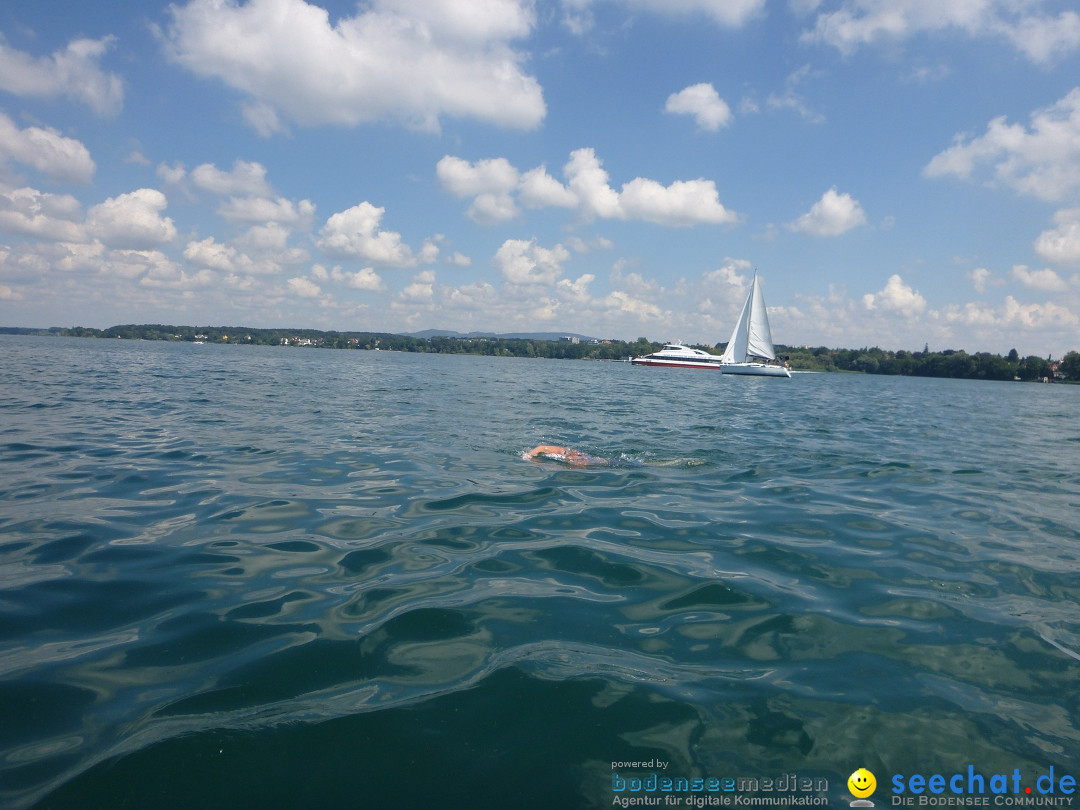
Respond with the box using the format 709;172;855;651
522;444;607;467
523;444;700;468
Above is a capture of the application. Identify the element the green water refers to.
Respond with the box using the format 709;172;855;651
1;336;1078;809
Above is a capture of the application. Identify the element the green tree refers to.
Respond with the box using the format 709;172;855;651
1017;355;1051;381
1058;351;1080;382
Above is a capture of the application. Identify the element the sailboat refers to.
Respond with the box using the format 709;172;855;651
719;273;791;377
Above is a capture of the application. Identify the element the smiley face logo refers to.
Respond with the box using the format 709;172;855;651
848;768;877;798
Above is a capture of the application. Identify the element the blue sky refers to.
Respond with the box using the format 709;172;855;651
2;0;1080;356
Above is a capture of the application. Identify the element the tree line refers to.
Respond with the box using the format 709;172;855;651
9;324;1079;382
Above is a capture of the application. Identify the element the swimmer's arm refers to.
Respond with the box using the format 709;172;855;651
523;444;567;460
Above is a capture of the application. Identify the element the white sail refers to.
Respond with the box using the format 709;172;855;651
721;273;776;363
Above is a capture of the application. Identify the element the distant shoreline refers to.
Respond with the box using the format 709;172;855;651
2;325;1077;383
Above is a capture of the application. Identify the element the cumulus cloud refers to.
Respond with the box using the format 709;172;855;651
0;185;85;242
925;87;1080;202
332;265;385;291
664;83;733;131
0;35;124;115
556;273;595;302
318;201;422;267
183;237;237;272
163;0;546;133
802;0;1080;64
0;112;95;184
704;257;751;287
519;165;578;209
287;275;321;298
439;148;738;227
862;274;926;317
494;238;570;285
1034;207;1080;266
789;187;866;236
95;248;178;280
87;189;177;250
436;156;520;224
190;160;272;197
400;269;437;301
967;267;996;293
603;289;663;320
218;196;316;227
938;296;1079;330
1010;265;1068;292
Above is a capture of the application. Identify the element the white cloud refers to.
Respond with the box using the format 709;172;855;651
803;0;1080;64
218;196;316;227
560;147;737;225
183;237;237;272
704;257;751;287
602;289;664;320
156;162;188;186
438;148;737;226
465;193;520;225
436;156;518;197
789;187;866;236
236;222;292;252
332;265;385;291
862;274;926;317
163;0;545;133
1002;11;1080;64
664;83;733;131
765;64;824;123
87;189;177;250
556;273;595;302
967;267;995;293
436;156;521;224
101;249;180;280
494;238;569;285
565;235;613;253
1010;265;1068;292
559;148;620;220
287;276;321;298
140;260;214;290
446;251;472;267
938;296;1078;330
0;185;85;242
400;269;437;301
518;166;578;209
0;35;124;115
242;100;287;137
619;176;737;227
1034;207;1080;266
317;201;419;266
925;88;1080;202
0;112;95;184
191;160;272;197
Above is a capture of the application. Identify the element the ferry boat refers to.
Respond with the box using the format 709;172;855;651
630;343;725;370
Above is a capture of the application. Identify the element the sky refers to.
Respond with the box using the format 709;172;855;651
2;0;1080;356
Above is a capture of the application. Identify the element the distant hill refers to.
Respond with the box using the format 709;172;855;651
405;329;599;342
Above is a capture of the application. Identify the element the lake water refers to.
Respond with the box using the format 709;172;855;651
1;335;1079;809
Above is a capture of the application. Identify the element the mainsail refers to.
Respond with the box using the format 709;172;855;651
720;273;777;364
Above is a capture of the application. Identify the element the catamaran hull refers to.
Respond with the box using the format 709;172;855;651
720;362;791;377
631;357;723;370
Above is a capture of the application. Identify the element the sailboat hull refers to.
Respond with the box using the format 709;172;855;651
721;362;791;377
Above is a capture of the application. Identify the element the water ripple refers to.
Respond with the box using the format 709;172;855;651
1;338;1079;809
